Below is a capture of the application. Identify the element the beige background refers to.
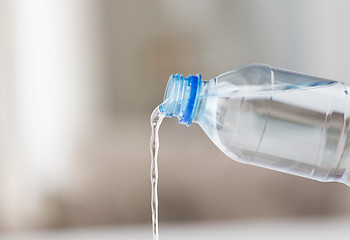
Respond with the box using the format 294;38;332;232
0;0;350;232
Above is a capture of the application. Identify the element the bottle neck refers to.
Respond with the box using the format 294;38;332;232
159;73;202;126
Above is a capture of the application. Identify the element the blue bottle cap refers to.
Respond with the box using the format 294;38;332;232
159;73;201;126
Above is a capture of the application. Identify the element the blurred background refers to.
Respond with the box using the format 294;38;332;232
1;0;350;238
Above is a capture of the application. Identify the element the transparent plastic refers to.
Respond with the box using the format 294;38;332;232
160;64;350;186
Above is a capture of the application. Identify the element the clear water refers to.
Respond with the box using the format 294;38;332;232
150;106;164;240
197;80;350;183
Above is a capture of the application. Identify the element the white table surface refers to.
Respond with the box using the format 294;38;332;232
1;217;349;240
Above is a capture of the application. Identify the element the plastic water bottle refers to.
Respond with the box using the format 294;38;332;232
159;64;350;186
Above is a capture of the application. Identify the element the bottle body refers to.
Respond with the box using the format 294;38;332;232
160;64;350;185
